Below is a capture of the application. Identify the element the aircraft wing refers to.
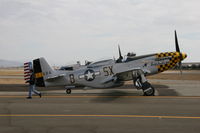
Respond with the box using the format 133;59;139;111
115;68;139;81
115;67;150;81
116;67;141;74
101;76;117;84
101;67;149;84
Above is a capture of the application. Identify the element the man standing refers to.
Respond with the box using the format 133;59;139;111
27;69;42;99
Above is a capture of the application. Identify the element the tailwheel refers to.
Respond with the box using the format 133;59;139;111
142;82;155;96
66;89;71;94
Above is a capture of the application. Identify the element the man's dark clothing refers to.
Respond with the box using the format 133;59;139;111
29;73;35;85
27;72;41;98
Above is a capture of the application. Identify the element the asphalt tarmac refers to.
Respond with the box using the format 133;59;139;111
0;79;200;133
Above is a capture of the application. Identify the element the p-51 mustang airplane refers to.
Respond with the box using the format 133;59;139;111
25;31;187;96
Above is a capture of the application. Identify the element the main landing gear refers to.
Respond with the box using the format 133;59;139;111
133;72;155;96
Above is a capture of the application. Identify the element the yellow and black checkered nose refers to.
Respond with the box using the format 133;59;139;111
156;52;187;72
181;52;187;60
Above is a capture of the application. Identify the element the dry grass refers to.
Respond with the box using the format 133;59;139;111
0;68;25;84
0;79;25;84
148;73;200;81
0;68;23;76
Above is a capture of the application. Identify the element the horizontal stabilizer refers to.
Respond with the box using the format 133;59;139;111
45;74;66;82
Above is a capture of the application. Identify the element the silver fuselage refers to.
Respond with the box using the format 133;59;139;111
44;52;187;88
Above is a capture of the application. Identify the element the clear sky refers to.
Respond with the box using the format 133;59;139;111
0;0;199;65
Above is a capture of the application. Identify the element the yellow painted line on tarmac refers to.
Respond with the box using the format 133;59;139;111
43;96;200;99
0;95;200;99
0;114;200;119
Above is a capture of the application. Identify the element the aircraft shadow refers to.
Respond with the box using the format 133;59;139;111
91;90;139;102
152;84;179;96
122;83;179;96
0;83;179;96
91;85;178;103
90;83;178;102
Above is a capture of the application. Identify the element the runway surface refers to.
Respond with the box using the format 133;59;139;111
0;79;200;133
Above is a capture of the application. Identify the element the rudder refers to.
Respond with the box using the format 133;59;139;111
33;57;55;87
33;58;45;87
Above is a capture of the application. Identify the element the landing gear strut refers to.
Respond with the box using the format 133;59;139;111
133;71;155;96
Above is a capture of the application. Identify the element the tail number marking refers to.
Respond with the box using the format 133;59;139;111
69;74;75;84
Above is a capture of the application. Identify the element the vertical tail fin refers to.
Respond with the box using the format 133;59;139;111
33;57;55;87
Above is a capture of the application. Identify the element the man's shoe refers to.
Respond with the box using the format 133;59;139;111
39;93;42;98
26;96;32;99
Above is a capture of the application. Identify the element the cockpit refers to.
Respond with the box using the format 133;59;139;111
59;61;82;71
127;52;136;57
116;52;137;63
124;52;137;62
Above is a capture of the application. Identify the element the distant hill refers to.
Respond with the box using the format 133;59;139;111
0;59;23;68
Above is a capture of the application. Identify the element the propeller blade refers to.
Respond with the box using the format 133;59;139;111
179;61;183;74
175;30;180;52
116;45;123;63
118;45;123;60
175;30;183;74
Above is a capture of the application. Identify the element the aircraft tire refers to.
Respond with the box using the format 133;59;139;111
143;82;155;96
66;89;71;94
